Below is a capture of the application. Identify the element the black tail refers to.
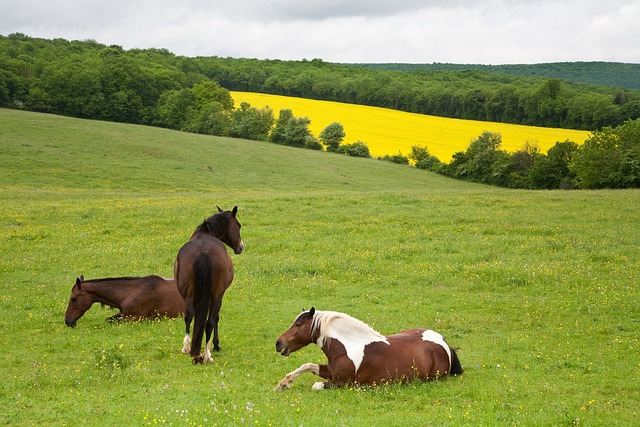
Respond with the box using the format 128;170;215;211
191;252;211;359
449;346;463;376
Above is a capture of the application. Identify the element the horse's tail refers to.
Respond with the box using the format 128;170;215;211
448;346;463;376
190;252;211;359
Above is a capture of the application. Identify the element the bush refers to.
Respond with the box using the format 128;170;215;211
339;141;371;158
571;118;640;189
409;145;442;171
379;152;409;165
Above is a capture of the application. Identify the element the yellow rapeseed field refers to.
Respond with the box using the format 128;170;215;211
231;91;591;161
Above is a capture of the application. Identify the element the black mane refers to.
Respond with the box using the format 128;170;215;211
194;211;229;237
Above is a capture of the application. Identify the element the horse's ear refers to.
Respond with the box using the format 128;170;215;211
75;277;82;289
309;307;315;317
232;206;238;216
79;275;84;282
216;206;223;213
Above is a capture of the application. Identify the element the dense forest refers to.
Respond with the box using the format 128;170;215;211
351;62;640;91
2;33;640;131
198;58;640;131
1;33;639;189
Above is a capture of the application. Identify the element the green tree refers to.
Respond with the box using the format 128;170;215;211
154;88;196;130
187;102;231;135
319;122;345;152
571;118;640;188
506;141;541;188
456;131;506;184
191;80;233;110
229;102;274;141
269;109;294;145
282;116;313;147
408;145;442;170
529;140;578;189
339;141;371;158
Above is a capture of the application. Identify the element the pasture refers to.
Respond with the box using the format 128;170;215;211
1;108;638;426
230;91;591;161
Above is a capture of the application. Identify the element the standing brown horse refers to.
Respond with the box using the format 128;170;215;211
274;308;463;390
64;275;185;327
174;206;244;364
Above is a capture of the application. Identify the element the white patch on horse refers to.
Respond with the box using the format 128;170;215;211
182;334;191;354
312;311;389;373
422;329;451;366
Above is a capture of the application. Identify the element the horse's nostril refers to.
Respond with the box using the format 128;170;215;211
276;340;281;349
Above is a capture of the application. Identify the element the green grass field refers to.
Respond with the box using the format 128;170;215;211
1;109;638;426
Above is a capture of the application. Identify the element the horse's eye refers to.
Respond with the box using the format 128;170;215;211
294;322;301;328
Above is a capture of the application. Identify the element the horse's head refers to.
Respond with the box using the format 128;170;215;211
190;206;244;254
64;276;93;327
276;307;317;357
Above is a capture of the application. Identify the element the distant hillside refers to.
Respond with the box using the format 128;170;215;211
2;34;639;135
349;62;640;91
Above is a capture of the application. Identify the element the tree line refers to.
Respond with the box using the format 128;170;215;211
1;34;638;189
403;117;640;189
195;59;640;131
3;34;640;131
352;62;640;91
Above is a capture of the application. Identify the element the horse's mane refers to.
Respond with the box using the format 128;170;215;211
82;275;162;285
193;212;229;237
311;310;386;349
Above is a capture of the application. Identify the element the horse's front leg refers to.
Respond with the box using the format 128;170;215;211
274;363;328;391
182;310;192;354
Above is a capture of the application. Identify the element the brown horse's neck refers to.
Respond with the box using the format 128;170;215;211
82;280;131;309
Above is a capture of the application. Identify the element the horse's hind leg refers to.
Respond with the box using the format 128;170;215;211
211;299;222;352
182;310;192;354
108;312;123;322
202;301;220;363
202;319;214;363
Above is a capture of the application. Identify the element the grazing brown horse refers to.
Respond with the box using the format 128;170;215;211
274;308;463;390
174;206;244;364
64;275;185;327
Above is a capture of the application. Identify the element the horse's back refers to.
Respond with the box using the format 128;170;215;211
175;236;233;298
358;328;453;383
144;276;185;317
124;275;184;318
177;237;231;269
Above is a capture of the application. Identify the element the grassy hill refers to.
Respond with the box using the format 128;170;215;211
1;109;638;426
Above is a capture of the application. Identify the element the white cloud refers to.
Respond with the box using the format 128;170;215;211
0;0;638;64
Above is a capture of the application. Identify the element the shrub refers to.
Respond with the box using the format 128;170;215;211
379;152;409;165
339;141;371;158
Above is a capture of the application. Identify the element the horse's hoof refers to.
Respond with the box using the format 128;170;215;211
273;382;289;391
192;355;204;364
181;347;190;354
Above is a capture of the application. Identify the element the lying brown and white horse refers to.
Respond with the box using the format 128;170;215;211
274;308;462;390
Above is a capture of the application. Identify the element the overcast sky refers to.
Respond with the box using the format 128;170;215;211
1;0;639;64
